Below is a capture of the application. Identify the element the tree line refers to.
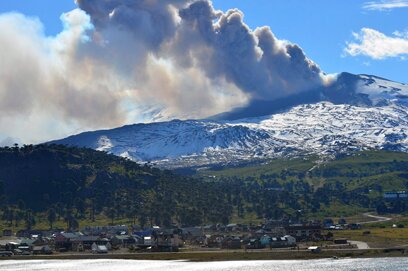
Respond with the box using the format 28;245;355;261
1;145;407;231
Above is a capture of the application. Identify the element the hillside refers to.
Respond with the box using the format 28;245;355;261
0;144;159;211
200;150;408;189
1;146;408;231
198;150;408;217
0;144;231;229
199;150;408;194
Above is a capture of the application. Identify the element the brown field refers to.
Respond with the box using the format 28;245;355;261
333;228;408;248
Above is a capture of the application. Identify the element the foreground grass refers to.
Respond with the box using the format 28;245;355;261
1;249;408;262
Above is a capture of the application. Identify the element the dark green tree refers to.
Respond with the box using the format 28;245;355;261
47;208;57;229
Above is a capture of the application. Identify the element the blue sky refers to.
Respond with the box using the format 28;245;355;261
0;0;407;83
0;0;408;144
214;0;408;83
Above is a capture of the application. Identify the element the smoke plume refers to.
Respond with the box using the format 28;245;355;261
0;0;329;143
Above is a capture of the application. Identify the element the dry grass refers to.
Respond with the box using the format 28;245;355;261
333;228;408;248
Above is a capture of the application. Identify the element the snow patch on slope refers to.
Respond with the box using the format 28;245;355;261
357;75;408;106
74;101;408;168
50;74;408;168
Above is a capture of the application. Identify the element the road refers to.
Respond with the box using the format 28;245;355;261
347;212;393;250
358;212;392;225
349;240;370;249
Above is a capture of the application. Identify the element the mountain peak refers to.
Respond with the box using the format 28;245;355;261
49;73;408;168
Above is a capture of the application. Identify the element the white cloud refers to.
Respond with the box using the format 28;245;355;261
344;28;408;59
393;30;408;38
363;0;408;11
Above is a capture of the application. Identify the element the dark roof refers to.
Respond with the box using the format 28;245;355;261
285;225;321;230
75;236;100;242
60;232;80;239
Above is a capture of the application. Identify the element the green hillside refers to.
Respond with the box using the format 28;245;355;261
200;151;408;191
198;150;408;218
0;144;231;230
1;146;408;232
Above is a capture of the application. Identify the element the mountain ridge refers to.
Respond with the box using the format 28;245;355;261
49;73;408;168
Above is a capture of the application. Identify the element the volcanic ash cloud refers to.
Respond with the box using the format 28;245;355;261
0;0;329;143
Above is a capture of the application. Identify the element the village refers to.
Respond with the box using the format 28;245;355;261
0;218;364;257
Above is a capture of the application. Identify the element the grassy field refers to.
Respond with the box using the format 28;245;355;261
333;228;408;248
200;156;317;178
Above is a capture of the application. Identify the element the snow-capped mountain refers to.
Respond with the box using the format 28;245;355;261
50;73;408;168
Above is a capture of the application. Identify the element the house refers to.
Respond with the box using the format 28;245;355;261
221;237;242;249
155;230;181;250
91;242;98;252
284;235;296;246
19;238;37;250
180;227;204;245
97;245;108;253
92;244;108;254
32;245;52;255
4;241;20;251
246;238;264;249
54;232;106;251
334;239;348;245
260;235;296;248
260;235;272;247
135;229;181;252
134;230;154;238
148;232;180;252
270;237;290;248
106;242;112;250
205;234;224;248
384;191;408;200
82;225;128;236
54;232;80;250
111;235;138;248
226;224;247;232
285;224;322;241
30;237;48;247
142;236;152;247
73;235;106;251
181;227;204;238
255;226;285;236
17;245;31;252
